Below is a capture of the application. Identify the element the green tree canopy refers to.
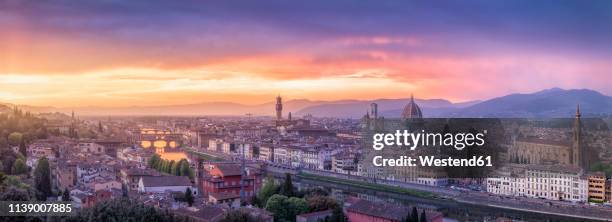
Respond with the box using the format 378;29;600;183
306;195;339;212
287;197;309;218
221;209;267;222
258;176;279;207
265;194;289;221
265;194;308;222
148;154;161;168
7;132;22;146
11;158;27;175
63;198;189;222
34;157;52;199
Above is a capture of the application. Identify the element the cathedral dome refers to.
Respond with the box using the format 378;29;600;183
401;94;423;119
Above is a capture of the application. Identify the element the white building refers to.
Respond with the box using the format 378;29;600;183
222;141;236;154
487;164;588;202
273;147;290;166
486;167;526;196
258;145;274;162
76;142;106;154
524;165;588;202
27;142;58;167
235;143;253;159
208;139;223;152
288;147;303;168
92;178;122;191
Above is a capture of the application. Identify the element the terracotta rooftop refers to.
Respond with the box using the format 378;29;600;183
516;137;570;147
209;192;240;200
215;164;243;176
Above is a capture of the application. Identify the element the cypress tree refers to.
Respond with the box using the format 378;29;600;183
34;157;52;199
280;173;294;197
419;210;427;222
19;140;27;157
122;183;129;198
62;188;71;201
184;187;194;207
411;207;418;222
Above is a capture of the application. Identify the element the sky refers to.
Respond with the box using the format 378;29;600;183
1;0;612;107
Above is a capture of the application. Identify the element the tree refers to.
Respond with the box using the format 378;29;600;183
330;206;347;222
62;188;71;201
221;209;267;222
287;197;309;218
251;195;262;208
265;194;289;221
7;132;22;146
0;172;6;188
167;160;176;174
11;158;27;175
264;194;308;222
0;154;15;174
18;140;27;157
184;187;194;207
8;132;23;146
34;157;52;199
98;121;104;133
122;183;129;198
171;160;180;176
258;176;278;206
148;154;161;169
68;198;190;222
159;160;168;173
0;186;35;201
280;173;294;197
307;195;339;212
401;213;410;222
179;159;192;179
419;210;427;222
411;207;418;222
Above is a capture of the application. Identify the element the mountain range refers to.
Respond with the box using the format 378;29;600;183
2;88;612;118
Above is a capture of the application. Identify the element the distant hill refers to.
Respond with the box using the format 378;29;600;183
3;88;611;118
451;88;612;117
295;88;612;118
3;99;340;116
295;98;478;118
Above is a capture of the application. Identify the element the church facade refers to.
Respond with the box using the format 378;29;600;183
508;105;589;170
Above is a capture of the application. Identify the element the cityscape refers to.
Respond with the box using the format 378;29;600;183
0;94;611;221
2;1;612;222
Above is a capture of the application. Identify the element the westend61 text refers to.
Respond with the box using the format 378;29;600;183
373;155;493;167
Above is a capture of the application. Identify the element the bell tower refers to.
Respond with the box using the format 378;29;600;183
572;104;588;170
275;95;283;120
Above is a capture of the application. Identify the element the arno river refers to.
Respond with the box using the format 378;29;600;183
270;174;602;222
